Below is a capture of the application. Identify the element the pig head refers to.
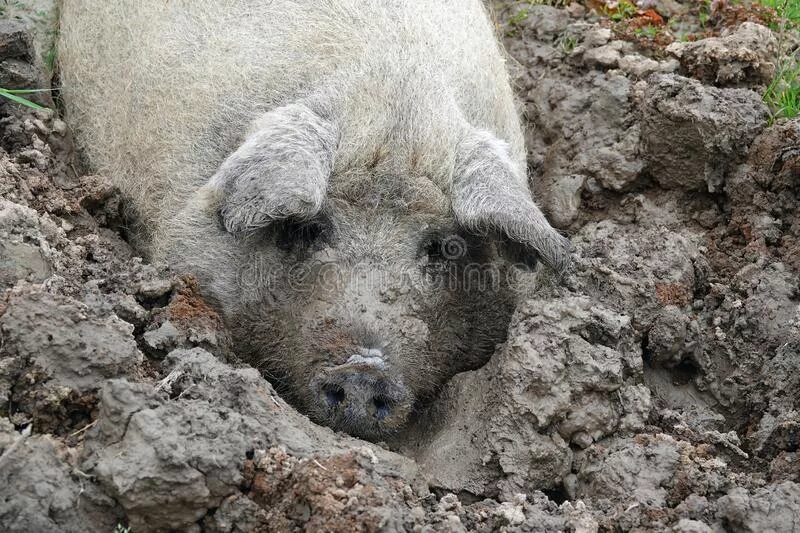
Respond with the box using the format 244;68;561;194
168;100;571;440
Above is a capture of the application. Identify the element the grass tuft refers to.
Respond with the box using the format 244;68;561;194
757;0;800;25
763;61;800;121
757;0;800;121
606;0;638;22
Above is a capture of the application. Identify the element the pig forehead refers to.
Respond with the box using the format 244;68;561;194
327;172;450;215
327;204;456;240
310;206;458;262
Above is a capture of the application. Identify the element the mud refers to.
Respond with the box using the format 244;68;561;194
1;1;799;531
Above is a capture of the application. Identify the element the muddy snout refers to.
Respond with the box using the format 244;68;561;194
311;352;411;440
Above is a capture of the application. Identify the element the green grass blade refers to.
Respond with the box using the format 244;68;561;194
1;88;53;94
0;89;45;109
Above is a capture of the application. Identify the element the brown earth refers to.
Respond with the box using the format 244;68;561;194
1;1;799;531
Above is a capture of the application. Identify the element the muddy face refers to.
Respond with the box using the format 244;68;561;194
167;105;570;441
220;201;519;440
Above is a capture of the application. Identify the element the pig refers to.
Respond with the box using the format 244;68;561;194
58;0;571;440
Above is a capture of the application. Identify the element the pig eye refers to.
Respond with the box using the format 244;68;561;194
274;216;331;253
420;232;482;263
420;234;453;263
420;236;450;279
422;237;445;261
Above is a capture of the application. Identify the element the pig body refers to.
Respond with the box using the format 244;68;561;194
59;0;570;439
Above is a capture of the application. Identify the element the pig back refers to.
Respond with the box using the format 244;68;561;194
58;0;524;248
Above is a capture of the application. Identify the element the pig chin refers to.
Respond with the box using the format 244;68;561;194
306;348;414;440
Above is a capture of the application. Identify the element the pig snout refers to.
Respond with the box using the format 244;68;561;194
310;349;411;439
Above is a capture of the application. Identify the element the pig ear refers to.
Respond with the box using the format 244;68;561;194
209;102;339;233
451;130;572;274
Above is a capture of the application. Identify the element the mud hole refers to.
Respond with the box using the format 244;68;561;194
1;1;799;532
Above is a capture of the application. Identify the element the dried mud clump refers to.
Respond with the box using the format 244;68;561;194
640;73;769;192
2;2;800;532
666;22;778;89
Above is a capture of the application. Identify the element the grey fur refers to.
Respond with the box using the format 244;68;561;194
58;0;571;439
212;102;339;233
453;130;573;273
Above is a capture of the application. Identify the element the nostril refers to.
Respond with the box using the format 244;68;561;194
324;385;345;407
373;396;391;420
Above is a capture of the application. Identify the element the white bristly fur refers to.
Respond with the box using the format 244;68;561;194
58;0;574;438
59;0;569;270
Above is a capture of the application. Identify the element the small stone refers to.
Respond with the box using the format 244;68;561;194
583;28;612;48
572;431;594;449
51;119;68;136
618;55;678;78
584;43;623;68
137;278;173;299
113;295;149;327
671;519;713;533
143;320;183;352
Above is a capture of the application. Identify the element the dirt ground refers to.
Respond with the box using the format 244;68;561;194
1;1;799;531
